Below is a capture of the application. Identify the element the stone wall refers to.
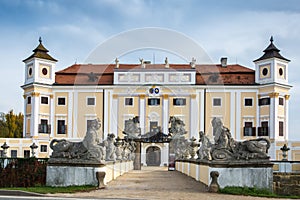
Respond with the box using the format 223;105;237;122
273;173;300;196
46;160;134;187
176;160;273;191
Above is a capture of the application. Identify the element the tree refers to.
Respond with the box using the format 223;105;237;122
0;110;23;138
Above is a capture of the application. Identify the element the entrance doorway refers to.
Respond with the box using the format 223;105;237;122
146;146;161;166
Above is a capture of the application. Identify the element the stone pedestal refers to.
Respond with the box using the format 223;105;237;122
134;141;141;170
46;163;105;187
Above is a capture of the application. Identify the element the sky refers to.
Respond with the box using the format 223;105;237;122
0;0;300;139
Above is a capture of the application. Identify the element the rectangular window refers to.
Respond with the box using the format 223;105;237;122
279;97;284;106
125;98;133;106
24;150;30;158
148;98;160;106
258;121;269;136
58;97;66;105
244;98;253;106
11;150;17;158
259;98;270;106
87;97;95;106
41;96;49;104
243;122;256;136
173;98;186;106
27;96;31;105
40;145;47;153
39;119;50;133
57;120;66;134
279;121;284;136
213;98;221;106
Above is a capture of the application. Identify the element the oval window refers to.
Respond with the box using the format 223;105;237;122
262;68;268;76
279;68;283;76
42;68;48;75
28;67;32;76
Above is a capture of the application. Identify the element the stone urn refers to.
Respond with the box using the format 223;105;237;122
114;136;123;160
189;137;199;159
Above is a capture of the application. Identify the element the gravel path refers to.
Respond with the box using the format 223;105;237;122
47;167;291;200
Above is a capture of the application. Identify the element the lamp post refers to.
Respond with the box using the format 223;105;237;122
30;143;38;157
1;142;9;158
280;144;290;161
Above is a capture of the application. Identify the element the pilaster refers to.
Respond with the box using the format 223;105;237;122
139;94;146;136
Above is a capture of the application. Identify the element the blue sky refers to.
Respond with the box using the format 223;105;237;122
0;0;300;139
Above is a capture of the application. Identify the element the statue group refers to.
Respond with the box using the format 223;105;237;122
169;116;270;162
49;119;136;164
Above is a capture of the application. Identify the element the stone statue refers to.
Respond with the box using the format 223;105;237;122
197;131;212;160
209;118;270;161
168;116;187;139
49;118;105;163
123;116;141;139
128;140;137;161
105;133;116;161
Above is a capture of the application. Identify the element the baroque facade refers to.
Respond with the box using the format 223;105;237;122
1;37;298;166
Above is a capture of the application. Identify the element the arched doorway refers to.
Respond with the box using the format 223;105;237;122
146;146;161;166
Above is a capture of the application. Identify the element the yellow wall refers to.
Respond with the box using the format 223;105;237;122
169;96;190;134
240;92;257;139
199;165;209;185
145;96;162;133
77;92;103;138
205;92;231;138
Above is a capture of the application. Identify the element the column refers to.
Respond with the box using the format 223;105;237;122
31;92;40;137
103;90;109;139
190;94;199;138
235;92;241;140
68;92;73;138
256;94;261;138
22;95;27;138
73;91;78;138
139;94;145;136
200;90;205;132
284;95;290;140
50;94;54;138
162;94;169;135
230;91;236;138
111;94;118;136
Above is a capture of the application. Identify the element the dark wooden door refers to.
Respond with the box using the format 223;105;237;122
146;146;161;166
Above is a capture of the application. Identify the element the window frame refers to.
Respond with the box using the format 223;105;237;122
258;97;270;106
41;96;49;105
57;97;66;106
279;121;284;136
24;150;30;158
125;97;134;106
27;96;31;105
57;119;66;134
213;98;222;107
173;98;187;106
279;97;284;106
148;98;160;106
40;145;48;153
11;150;17;158
244;98;253;107
87;97;96;106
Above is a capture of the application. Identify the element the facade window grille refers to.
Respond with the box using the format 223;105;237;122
125;98;133;106
11;150;17;158
279;97;284;106
57;120;67;134
148;98;160;106
173;98;186;106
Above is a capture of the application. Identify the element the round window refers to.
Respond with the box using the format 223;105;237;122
279;68;283;76
42;68;48;75
262;68;268;76
28;67;32;76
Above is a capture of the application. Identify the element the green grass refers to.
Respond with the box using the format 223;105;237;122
0;185;96;194
219;186;300;199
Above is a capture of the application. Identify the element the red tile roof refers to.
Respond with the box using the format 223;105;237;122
54;63;255;85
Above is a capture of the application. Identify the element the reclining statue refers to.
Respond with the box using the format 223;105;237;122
198;118;270;161
49;118;105;163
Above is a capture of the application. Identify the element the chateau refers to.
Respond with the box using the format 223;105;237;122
0;37;298;166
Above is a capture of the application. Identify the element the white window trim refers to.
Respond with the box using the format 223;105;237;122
86;96;96;106
244;97;254;107
212;97;222;107
40;96;49;105
124;97;134;107
173;98;187;106
57;96;67;106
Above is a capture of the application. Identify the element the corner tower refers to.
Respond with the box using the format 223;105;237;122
254;37;292;159
22;38;57;138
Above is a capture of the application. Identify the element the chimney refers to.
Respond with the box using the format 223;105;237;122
115;58;119;68
220;57;227;68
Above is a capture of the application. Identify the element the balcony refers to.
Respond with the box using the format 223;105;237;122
258;127;269;136
243;127;256;136
38;124;51;134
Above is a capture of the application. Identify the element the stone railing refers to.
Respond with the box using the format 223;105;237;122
272;161;300;173
104;160;134;184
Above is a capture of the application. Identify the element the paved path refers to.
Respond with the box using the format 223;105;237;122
47;167;291;200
